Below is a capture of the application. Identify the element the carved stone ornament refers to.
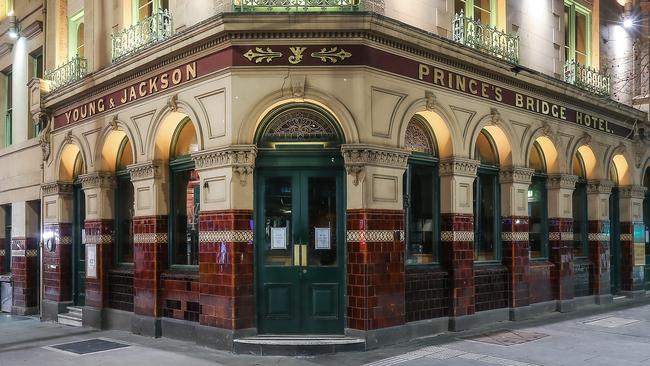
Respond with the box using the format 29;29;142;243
425;91;435;111
619;185;647;199
63;130;73;145
37;112;52;161
78;172;116;190
168;94;178;112
547;174;579;190
291;75;306;98
128;161;163;182
109;115;119;131
499;166;534;184
41;181;73;196
489;108;501;126
587;180;614;195
438;157;480;178
192;145;257;186
581;132;592;146
341;145;409;186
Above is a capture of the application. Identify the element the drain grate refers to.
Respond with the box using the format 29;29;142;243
583;316;640;328
47;339;130;355
463;330;548;346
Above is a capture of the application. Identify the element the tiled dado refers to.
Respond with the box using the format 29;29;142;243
501;216;530;308
347;209;405;331
11;237;39;313
161;271;200;323
43;223;72;302
549;218;574;301
84;220;114;308
589;220;610;296
133;215;168;317
619;222;645;292
440;213;475;317
198;210;254;330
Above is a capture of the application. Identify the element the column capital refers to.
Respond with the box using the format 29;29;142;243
78;172;116;191
40;181;73;197
547;174;579;190
619;185;647;199
127;160;164;182
341;144;409;186
438;157;480;178
499;166;534;184
191;145;257;186
587;180;614;195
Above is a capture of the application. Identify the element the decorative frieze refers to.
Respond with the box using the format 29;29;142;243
79;172;116;190
620;233;633;241
341;144;409;186
547;174;579;190
619;185;647;199
441;231;474;242
133;233;168;244
199;230;254;243
58;236;72;245
549;232;574;241
11;250;38;257
438;157;480;178
41;181;73;196
587;180;614;195
0;249;5;256
588;233;610;241
346;230;404;242
128;161;163;182
499;167;534;185
501;231;529;242
84;234;113;245
192;145;257;186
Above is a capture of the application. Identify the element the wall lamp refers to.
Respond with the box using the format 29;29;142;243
8;11;19;39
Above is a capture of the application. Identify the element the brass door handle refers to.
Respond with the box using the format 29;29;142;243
293;244;308;267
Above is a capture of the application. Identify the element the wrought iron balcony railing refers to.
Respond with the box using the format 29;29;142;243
44;55;88;92
564;60;611;96
111;9;173;63
233;0;362;12
452;10;519;64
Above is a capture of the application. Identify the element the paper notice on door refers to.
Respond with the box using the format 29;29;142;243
86;245;97;279
271;227;287;250
315;227;331;250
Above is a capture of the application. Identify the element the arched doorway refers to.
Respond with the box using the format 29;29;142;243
254;104;345;334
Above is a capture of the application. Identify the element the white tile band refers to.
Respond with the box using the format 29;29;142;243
347;230;405;242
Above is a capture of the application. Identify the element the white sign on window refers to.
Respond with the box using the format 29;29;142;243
271;227;287;250
86;245;97;279
315;227;331;250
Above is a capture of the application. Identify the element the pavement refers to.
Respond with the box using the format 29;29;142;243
2;299;650;366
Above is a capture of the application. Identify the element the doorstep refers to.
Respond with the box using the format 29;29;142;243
233;335;365;355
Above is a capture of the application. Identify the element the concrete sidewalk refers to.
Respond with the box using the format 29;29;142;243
2;298;650;366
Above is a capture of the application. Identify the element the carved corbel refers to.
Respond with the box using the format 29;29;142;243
168;94;178;112
233;165;254;186
291;75;306;98
425;91;436;111
63;130;73;145
346;164;365;186
489;108;501;125
109;115;119;131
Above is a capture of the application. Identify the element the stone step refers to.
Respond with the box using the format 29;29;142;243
67;306;83;317
57;313;83;327
233;335;365;355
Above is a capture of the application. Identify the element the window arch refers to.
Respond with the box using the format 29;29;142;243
115;137;134;264
403;116;440;265
573;149;588;257
474;129;500;261
528;141;548;259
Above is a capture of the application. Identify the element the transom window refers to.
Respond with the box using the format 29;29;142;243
455;0;497;26
564;0;591;66
257;105;342;149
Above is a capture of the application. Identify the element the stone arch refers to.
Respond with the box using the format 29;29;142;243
58;143;86;181
95;122;139;172
94;119;141;166
145;98;204;161
467;112;515;166
526;136;560;174
398;98;459;159
237;89;359;145
53;133;89;181
610;153;632;186
572;144;598;180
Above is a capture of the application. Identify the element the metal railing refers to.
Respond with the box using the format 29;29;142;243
233;0;362;12
111;9;173;63
44;55;88;92
564;59;611;96
452;10;519;64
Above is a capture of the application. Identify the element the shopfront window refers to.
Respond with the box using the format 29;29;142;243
404;117;439;265
474;130;500;261
572;153;588;257
529;142;548;259
115;138;134;264
564;0;591;65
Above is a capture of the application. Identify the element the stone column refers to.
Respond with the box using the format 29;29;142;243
499;166;534;319
619;185;647;297
11;201;40;315
547;174;578;311
41;181;74;320
342;145;409;332
587;180;614;304
78;172;115;327
439;157;479;330
191;146;256;346
128;161;168;337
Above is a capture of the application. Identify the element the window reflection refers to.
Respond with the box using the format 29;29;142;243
171;169;199;266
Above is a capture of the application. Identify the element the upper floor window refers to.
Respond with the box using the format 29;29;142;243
4;0;13;16
134;0;168;22
68;10;85;59
455;0;497;26
3;68;12;147
564;0;591;65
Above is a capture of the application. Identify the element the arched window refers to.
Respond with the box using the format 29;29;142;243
403;115;439;265
572;151;588;257
115;138;134;264
256;105;342;149
474;130;500;261
528;142;548;259
169;119;199;266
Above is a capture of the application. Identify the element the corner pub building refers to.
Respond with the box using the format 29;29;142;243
1;0;650;353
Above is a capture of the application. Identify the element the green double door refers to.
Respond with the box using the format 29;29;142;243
256;168;344;334
72;184;86;306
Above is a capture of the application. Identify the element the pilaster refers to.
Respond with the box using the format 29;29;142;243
619;186;647;293
587;180;613;298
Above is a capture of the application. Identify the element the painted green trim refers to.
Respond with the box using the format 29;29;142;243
573;179;589;258
461;0;498;26
132;0;164;23
167;156;198;267
474;165;501;262
564;0;592;67
168;117;192;159
114;170;133;265
68;10;84;61
530;173;549;259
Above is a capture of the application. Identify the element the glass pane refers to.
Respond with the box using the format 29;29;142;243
528;177;545;259
455;0;467;14
264;177;293;266
573;182;588;257
117;176;134;263
407;165;437;264
474;0;491;23
171;169;199;265
575;12;587;64
564;5;570;61
307;176;337;266
77;23;84;58
475;173;497;261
